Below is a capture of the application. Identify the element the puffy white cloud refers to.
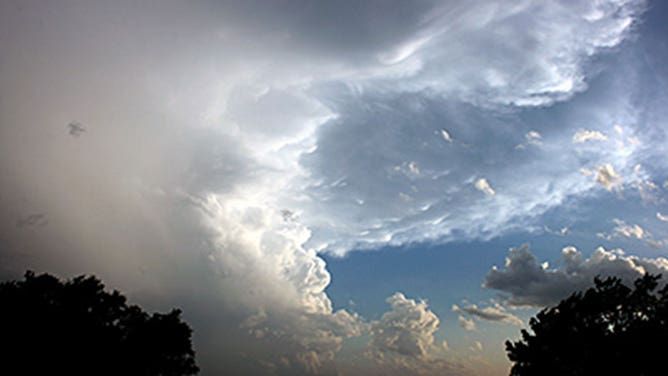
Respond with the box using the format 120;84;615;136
595;164;624;190
457;316;476;331
440;129;453;143
452;302;523;326
613;221;646;239
598;219;668;249
368;293;439;359
581;163;624;191
525;131;542;146
515;131;543;150
658;212;668;222
573;129;608;143
484;244;668;307
367;293;456;375
474;178;496;197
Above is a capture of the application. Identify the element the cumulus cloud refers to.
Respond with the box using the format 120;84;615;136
595;164;624;190
515;131;542;150
598;219;667;249
457;316;476;331
613;221;646;240
658;212;668;222
484;244;668;307
368;293;439;359
525;131;542;146
440;129;453;143
474;178;496;197
196;193;367;374
581;164;624;191
452;302;523;326
367;293;455;375
573;129;608;143
525;131;542;143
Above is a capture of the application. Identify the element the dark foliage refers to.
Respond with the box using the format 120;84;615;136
506;274;668;376
0;271;199;376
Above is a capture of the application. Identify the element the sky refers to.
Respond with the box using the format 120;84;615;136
1;0;668;375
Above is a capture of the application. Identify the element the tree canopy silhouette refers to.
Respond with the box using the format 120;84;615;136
506;274;668;376
0;271;199;376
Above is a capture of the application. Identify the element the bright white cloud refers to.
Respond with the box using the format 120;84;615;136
598;219;666;249
516;131;543;149
525;130;542;145
484;244;668;307
368;293;439;359
474;178;496;197
440;129;453;143
582;163;624;191
573;129;608;143
199;194;364;373
613;221;646;240
366;293;455;374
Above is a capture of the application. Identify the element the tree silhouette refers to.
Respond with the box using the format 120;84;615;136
0;271;199;376
506;274;668;376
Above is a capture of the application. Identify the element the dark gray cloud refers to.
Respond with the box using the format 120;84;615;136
211;0;436;62
67;122;86;137
452;302;522;326
483;244;668;307
16;213;47;228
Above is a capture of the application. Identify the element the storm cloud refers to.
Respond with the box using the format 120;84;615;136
1;0;664;375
